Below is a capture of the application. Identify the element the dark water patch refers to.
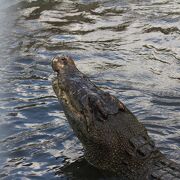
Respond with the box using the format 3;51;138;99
76;1;99;11
98;22;130;32
151;91;180;107
15;57;34;65
95;62;124;71
169;76;180;80
152;97;180;105
91;6;127;16
144;26;180;35
152;1;170;5
55;157;125;180
143;44;171;52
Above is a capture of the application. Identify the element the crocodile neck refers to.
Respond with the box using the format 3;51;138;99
52;56;180;180
64;103;180;179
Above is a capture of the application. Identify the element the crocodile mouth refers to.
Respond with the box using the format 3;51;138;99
51;57;91;135
52;76;77;113
51;56;75;105
52;74;88;131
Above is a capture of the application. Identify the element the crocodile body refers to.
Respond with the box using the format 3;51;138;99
51;56;180;180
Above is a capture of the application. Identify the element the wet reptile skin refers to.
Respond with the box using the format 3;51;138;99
52;56;180;180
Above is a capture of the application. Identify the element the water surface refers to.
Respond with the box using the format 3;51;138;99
0;0;179;179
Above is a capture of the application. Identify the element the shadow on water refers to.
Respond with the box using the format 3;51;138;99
0;0;179;179
55;157;127;180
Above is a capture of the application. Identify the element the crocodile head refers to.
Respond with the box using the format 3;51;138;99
52;56;122;132
51;56;154;175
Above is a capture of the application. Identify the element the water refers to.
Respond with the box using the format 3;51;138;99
0;0;179;179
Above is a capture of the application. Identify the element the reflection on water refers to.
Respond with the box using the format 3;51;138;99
0;0;179;179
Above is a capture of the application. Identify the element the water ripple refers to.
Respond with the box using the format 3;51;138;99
0;0;179;179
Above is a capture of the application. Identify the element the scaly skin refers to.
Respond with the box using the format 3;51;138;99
51;56;180;180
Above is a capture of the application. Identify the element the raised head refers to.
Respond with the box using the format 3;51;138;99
51;56;156;176
52;56;76;72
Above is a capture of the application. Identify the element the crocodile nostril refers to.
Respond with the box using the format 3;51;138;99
61;56;66;61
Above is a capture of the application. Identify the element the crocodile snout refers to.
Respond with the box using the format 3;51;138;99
52;56;66;72
51;56;75;72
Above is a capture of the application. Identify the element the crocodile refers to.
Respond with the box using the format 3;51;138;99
51;56;180;180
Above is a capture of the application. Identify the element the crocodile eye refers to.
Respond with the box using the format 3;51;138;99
61;57;68;65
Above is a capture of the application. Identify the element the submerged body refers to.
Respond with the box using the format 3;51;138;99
52;56;180;180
